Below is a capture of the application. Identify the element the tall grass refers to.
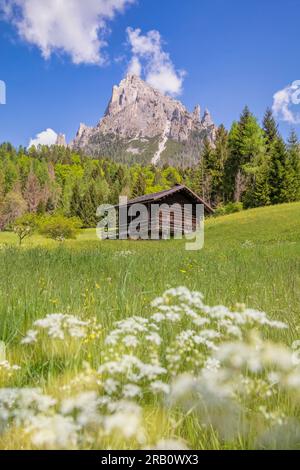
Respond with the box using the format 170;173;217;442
0;202;299;449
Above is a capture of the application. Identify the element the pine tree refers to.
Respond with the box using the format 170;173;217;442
198;137;214;203
189;163;204;198
283;130;300;201
240;107;279;208
242;154;271;208
36;200;46;215
199;129;228;206
80;184;99;228
238;111;265;165
88;183;99;213
45;197;55;214
224;121;240;201
114;166;126;193
262;108;279;150
268;137;289;204
224;107;266;203
131;173;147;198
212;125;228;204
69;182;82;218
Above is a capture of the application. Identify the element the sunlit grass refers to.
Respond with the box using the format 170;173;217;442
0;202;300;449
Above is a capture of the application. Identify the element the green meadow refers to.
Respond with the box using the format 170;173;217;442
0;202;300;449
1;202;299;336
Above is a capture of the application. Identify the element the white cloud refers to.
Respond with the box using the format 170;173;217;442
272;80;300;124
28;128;58;148
1;0;135;64
126;27;185;96
127;56;142;76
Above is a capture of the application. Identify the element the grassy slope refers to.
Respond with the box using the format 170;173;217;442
0;202;299;342
0;202;300;449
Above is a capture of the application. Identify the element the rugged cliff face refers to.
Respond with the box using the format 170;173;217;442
55;133;67;147
71;75;217;166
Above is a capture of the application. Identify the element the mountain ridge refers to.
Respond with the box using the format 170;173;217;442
70;74;217;166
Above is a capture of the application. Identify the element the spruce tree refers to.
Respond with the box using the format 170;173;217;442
262;108;279;150
224;107;265;203
224;107;254;202
69;182;82;218
213;125;228;204
241;107;279;208
238;111;265;165
224;121;240;201
45;197;55;214
283;130;300;201
190;162;204;198
114;166;126;194
131;173;147;198
199;137;214;203
243;154;271;208
36;200;46;215
80;184;99;228
200;128;228;206
268;137;289;204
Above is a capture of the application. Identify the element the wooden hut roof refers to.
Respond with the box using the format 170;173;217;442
117;184;214;214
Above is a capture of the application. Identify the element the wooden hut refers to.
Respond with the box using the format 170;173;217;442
116;184;214;239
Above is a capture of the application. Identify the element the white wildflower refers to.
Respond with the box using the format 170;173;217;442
123;335;139;348
114;250;134;258
103;379;119;395
151;313;165;323
146;333;162;346
150;381;170;394
21;329;38;345
193;317;210;327
170;374;197;400
60;392;101;426
0;361;21;373
26;414;80;449
0;388;56;428
21;314;101;345
104;404;143;440
123;384;141;398
204;358;221;371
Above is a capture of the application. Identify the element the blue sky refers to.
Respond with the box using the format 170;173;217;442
0;0;300;147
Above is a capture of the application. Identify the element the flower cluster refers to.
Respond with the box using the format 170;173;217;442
21;314;101;345
170;330;300;444
0;360;21;372
0;388;56;433
1;287;299;449
150;287;286;375
0;388;145;449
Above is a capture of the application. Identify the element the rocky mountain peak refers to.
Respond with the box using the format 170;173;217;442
201;109;214;128
192;105;201;121
71;75;217;166
93;73;215;142
55;133;67;147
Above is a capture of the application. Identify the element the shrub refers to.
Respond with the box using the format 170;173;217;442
0;191;27;231
39;215;82;241
213;205;226;217
224;202;243;214
13;214;39;245
214;202;243;217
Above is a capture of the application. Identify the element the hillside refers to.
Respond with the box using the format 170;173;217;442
0;202;299;449
1;203;299;329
